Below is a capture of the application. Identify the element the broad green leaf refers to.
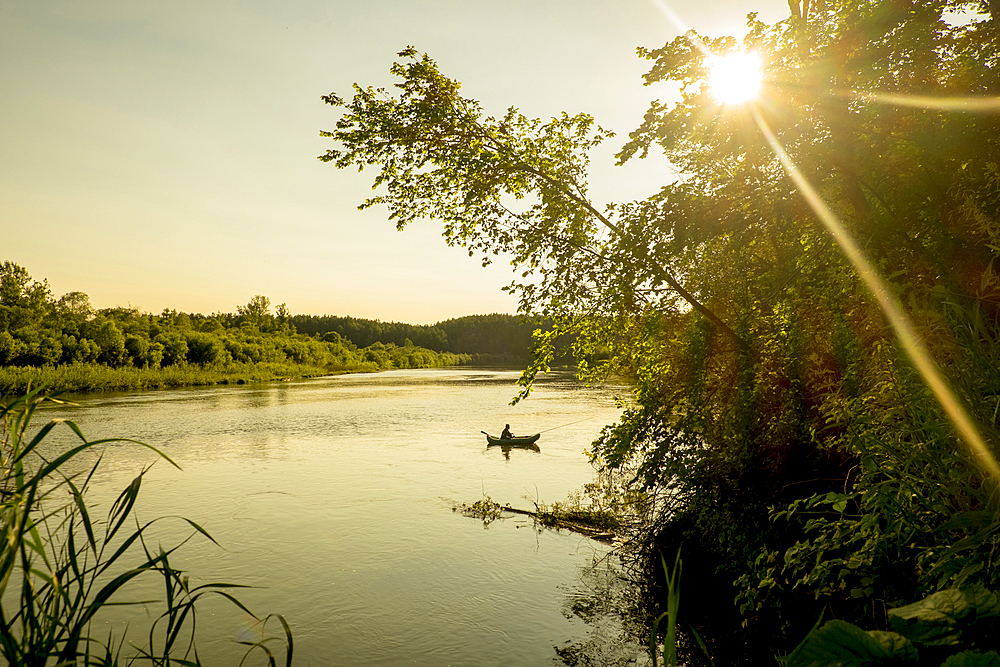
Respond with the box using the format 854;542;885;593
868;631;917;658
941;651;1000;667
889;586;1000;646
786;620;917;667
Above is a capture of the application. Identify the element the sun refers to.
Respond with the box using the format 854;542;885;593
708;52;762;105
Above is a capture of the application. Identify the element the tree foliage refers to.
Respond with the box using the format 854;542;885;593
322;1;1000;661
321;46;745;398
0;264;469;382
291;312;540;361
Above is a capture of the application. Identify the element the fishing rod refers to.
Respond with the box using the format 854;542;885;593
538;416;597;433
480;416;598;438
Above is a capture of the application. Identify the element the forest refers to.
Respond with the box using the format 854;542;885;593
290;312;538;362
322;0;1000;663
0;262;477;394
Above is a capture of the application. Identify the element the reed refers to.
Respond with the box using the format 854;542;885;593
0;361;354;396
649;550;681;667
0;388;292;665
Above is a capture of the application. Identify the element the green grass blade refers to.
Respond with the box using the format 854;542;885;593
15;419;72;464
209;590;260;618
269;614;293;667
178;517;220;547
107;473;144;543
67;479;97;554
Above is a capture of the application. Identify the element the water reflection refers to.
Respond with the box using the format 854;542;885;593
556;553;650;666
28;368;631;665
489;442;542;460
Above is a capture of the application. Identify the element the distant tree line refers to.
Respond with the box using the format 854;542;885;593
0;262;468;376
290;312;540;362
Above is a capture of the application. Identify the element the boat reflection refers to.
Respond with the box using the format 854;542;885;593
488;441;541;460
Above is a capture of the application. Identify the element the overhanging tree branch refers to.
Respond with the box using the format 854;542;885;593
320;48;750;352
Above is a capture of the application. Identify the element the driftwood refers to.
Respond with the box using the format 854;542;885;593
501;505;615;542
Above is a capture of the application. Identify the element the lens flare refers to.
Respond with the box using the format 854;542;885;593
709;53;762;104
848;90;1000;112
750;104;1000;481
236;614;265;644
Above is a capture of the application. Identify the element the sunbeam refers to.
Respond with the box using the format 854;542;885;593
846;91;1000;112
750;103;1000;481
651;0;697;39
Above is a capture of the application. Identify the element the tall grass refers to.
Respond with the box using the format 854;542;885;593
649;550;714;667
649;551;681;667
0;388;292;665
0;361;355;396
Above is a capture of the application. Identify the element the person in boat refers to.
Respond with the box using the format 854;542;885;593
500;424;513;440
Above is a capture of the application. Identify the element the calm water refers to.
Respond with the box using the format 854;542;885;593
31;368;633;665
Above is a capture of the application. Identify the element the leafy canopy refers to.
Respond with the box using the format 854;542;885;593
320;46;748;399
322;2;1000;660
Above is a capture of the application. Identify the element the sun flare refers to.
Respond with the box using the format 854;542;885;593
708;52;762;104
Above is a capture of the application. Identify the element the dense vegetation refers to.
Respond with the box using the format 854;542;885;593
291;312;538;362
323;1;1000;663
0;264;470;394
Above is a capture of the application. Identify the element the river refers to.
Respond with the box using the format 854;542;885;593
28;368;638;666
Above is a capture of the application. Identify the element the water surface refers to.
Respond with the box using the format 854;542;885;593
34;368;630;665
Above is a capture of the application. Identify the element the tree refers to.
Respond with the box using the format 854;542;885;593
322;3;1000;661
0;331;22;365
237;295;271;331
0;262;52;332
54;292;93;333
150;331;187;366
320;46;746;388
273;302;293;335
93;320;129;368
56;291;91;314
184;332;229;367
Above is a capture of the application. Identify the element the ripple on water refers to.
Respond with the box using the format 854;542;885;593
29;369;633;666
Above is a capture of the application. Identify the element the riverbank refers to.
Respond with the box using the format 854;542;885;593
0;360;368;395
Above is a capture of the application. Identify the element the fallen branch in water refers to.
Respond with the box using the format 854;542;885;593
503;505;617;542
455;495;616;542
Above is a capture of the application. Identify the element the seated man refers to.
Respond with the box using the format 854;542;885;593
500;424;513;439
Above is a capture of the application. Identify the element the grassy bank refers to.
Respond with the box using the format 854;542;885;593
0;360;377;395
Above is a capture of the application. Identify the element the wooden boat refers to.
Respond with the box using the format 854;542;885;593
482;431;541;446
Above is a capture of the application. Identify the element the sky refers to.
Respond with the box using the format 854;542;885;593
1;0;787;325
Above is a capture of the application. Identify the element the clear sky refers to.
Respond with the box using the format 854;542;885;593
1;0;786;325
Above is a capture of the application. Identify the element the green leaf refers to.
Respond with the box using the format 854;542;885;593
867;631;917;658
888;586;1000;646
941;651;1000;667
937;512;996;533
786;620;917;667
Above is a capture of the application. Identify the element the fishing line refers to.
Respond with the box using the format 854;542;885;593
538;416;598;433
478;416;599;437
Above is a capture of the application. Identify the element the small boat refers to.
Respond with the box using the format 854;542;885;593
482;431;541;446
